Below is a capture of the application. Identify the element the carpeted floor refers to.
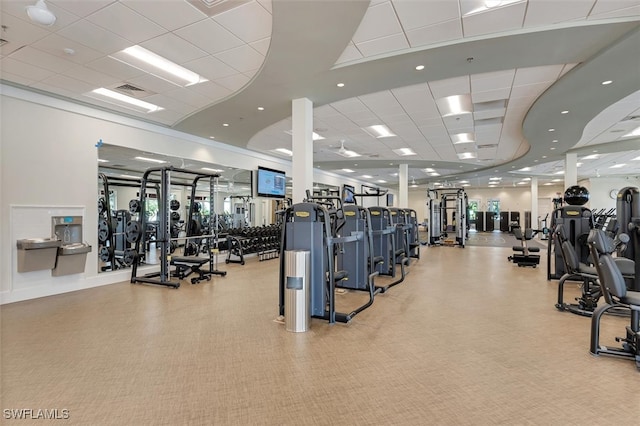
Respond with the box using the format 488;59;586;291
1;245;637;425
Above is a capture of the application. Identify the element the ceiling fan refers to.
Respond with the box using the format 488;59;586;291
334;140;361;158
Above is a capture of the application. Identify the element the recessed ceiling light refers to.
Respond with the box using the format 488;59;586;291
552;139;558;143
275;148;293;156
112;45;207;87
534;160;539;162
601;80;613;85
135;156;166;164
457;152;477;160
550;147;556;150
393;148;416;156
542;155;547;159
87;88;163;113
451;133;475;144
377;180;387;183
342;169;355;173
411;184;419;188
337;83;345;87
209;136;215;139
489;177;502;181
257;107;264;111
554;170;565;175
517;181;527;185
202;167;224;172
459;180;469;184
361;175;372;179
422;168;435;173
415;65;425;71
561;110;569;114
609;163;626;168
544;182;552;186
364;124;396;138
581;154;600;160
522;177;531;181
548;128;555;132
390;172;399;177
97;159;109;163
429;172;440;176
552;178;563;182
519;167;532;172
223;123;229;127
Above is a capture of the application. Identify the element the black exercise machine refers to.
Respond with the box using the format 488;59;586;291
508;226;540;267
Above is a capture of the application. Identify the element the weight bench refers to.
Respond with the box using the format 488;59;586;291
170;256;211;284
508;226;540;267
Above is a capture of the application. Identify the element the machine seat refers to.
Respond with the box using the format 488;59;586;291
528;247;540;253
621;291;640;306
614;257;635;277
578;262;597;276
372;256;384;265
171;257;208;266
333;270;348;282
512;246;524;252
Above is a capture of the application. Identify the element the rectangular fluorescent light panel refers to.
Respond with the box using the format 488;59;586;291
554;170;565;175
363;124;396;138
202;167;224;172
609;163;626;168
361;175;372;179
97;159;109;163
436;95;473;116
342;169;355;173
633;156;640;161
88;88;163;113
422;168;435;173
457;152;477;160
489;177;502;181
451;133;475;144
519;167;532;172
275;148;293;156
429;172;440;176
338;149;361;158
111;45;208;87
135;156;166;164
581;154;600;160
393;148;416;156
552;178;563;182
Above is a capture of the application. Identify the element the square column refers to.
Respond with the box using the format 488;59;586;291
292;98;313;203
565;153;578;188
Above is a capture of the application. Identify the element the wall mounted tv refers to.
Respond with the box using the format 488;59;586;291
343;184;355;204
256;166;286;198
386;193;394;207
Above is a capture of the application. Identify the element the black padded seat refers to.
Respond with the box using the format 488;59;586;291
512;246;524;252
577;262;597;276
528;247;540;252
333;270;348;282
170;257;209;284
614;257;635;276
395;249;405;257
171;257;208;266
372;256;384;265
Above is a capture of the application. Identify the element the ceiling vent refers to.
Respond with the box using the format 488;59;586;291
474;117;504;126
473;99;507;111
477;144;498;149
109;83;155;99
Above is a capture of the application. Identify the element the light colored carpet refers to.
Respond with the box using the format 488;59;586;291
1;246;637;425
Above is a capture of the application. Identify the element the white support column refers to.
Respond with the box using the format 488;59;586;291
565;152;578;189
291;98;313;203
531;177;538;231
399;163;408;207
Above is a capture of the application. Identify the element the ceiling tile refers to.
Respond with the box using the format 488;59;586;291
30;81;77;99
462;1;527;38
31;33;104;65
590;0;640;16
471;69;515;92
406;19;463;48
216;73;250;91
428;76;470;99
184;55;238;81
213;1;272;43
63;64;120;87
473;108;506;121
524;0;595;27
352;1;403;44
165;87;212;109
0;57;54;82
143;93;193;114
85;56;145;81
331;98;369;114
86;2;166;44
0;13;51;56
140;33;208;64
257;0;272;14
393;0;459;30
214;44;264;73
126;73;181;94
57;20;131;54
589;4;640;19
120;0;207;32
174;19;244;55
191;81;232;102
250;37;271;56
8;46;76;74
0;69;37;86
49;0;116;17
471;87;512;103
38;73;95;93
356;33;409;58
335;43;364;65
513;64;564;86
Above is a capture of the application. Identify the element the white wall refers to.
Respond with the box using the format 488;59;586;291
586;176;640;209
0;87;370;304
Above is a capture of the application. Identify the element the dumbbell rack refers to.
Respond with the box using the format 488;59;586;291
225;225;282;265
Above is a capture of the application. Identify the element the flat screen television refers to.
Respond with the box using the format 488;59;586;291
386;193;394;207
343;184;355;204
256;166;286;198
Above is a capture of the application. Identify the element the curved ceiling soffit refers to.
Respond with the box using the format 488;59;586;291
521;25;640;171
173;1;370;139
175;2;638;160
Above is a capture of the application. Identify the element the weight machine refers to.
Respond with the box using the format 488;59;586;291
130;167;227;288
428;188;468;247
278;193;378;324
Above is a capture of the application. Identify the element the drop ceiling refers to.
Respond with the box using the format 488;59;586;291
1;0;639;189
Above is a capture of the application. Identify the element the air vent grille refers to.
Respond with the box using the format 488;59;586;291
477;144;498;149
116;84;144;92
